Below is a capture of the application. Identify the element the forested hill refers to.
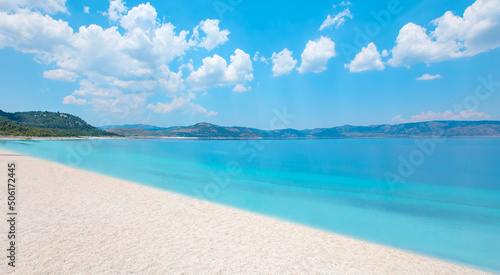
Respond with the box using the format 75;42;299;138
0;110;118;137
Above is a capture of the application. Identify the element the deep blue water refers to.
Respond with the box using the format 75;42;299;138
1;138;500;271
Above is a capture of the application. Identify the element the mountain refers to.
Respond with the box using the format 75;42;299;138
99;124;172;131
103;123;266;138
103;120;500;139
0;110;118;137
5;113;498;138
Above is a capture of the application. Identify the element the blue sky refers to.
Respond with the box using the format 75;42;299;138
1;0;499;129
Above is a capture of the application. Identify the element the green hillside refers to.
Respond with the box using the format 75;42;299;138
0;110;118;137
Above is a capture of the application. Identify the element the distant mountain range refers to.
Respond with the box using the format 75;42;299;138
99;124;178;131
2;109;499;139
0;110;117;137
101;121;500;139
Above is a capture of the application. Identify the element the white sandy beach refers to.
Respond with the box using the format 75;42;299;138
0;148;490;274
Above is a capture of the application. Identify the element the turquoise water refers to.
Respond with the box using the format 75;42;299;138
1;138;500;271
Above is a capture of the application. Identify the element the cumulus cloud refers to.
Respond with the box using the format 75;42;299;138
187;49;253;91
270;48;297;76
62;95;87;105
59;24;153;78
43;69;79;82
0;0;236;119
388;0;500;67
147;97;189;113
119;3;157;31
392;110;491;123
345;42;385;72
83;6;89;14
157;64;186;95
416;73;442;80
0;11;73;54
195;19;230;51
88;93;149;117
391;114;405;123
253;51;267;63
0;0;67;14
152;23;196;66
387;23;462;67
147;97;217;116
319;7;353;31
73;78;122;98
232;84;251;92
297;36;336;73
105;0;127;21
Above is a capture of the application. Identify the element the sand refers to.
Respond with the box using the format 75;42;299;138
0;148;490;274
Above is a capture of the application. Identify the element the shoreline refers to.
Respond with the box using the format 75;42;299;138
0;148;492;273
2;135;500;141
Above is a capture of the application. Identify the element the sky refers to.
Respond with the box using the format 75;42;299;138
0;0;500;129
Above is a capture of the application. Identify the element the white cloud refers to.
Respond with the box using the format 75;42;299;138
391;114;404;123
319;7;352;31
388;0;500;67
179;62;194;71
191;104;218;116
0;3;228;79
83;6;89;14
416;73;442;80
0;0;67;14
392;110;491;123
297;36;336;73
158;64;185;95
105;0;127;21
43;69;78;82
0;1;236;119
147;97;189;113
187;49;253;91
59;24;152;78
253;51;267;63
253;52;260;61
232;84;251;92
152;23;193;65
89;93;149;118
147;97;217;116
432;0;500;56
195;19;230;51
119;3;156;31
270;48;297;76
73;78;122;98
112;79;157;91
0;11;73;54
62;95;87;105
387;23;462;67
345;42;385;72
